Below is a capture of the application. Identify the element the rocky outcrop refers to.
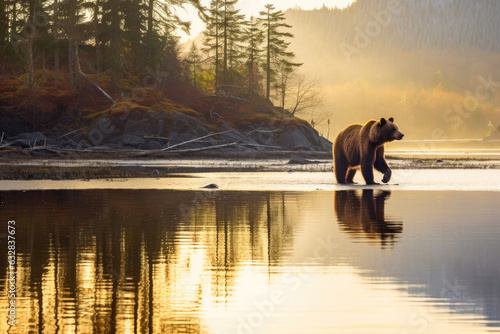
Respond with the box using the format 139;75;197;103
0;109;332;154
0;73;333;155
277;125;332;151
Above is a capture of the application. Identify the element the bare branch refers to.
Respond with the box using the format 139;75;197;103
160;124;281;153
79;71;116;104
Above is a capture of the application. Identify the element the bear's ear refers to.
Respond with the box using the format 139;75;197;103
379;118;387;126
389;117;394;122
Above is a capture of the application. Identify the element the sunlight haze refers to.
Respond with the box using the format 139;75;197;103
179;0;356;42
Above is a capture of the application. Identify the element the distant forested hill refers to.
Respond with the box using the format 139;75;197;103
285;0;500;138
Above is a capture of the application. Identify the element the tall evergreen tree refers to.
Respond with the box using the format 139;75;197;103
122;0;146;74
221;0;244;86
14;0;51;87
0;0;8;49
58;0;87;90
243;16;264;99
202;0;223;92
202;0;245;91
141;0;201;76
91;0;105;72
101;0;125;84
259;4;301;101
51;0;61;87
184;42;201;88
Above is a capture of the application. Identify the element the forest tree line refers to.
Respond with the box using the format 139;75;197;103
0;0;314;113
0;0;202;88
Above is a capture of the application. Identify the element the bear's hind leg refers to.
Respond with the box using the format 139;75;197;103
346;169;357;183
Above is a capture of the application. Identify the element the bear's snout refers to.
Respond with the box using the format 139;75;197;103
394;131;404;140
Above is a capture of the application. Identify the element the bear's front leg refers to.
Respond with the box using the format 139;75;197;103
382;168;392;183
361;160;376;184
374;146;391;183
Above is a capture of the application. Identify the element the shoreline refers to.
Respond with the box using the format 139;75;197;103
0;153;499;180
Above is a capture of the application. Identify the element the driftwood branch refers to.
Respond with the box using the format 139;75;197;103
160;123;281;154
56;71;115;140
79;70;116;104
143;135;170;141
164;142;283;154
59;127;86;139
160;130;233;151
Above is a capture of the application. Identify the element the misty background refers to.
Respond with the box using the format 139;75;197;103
183;0;500;140
283;0;500;139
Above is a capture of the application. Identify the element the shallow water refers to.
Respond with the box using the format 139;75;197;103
1;169;500;192
1;186;499;333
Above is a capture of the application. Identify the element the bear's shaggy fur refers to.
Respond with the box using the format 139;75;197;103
333;117;404;185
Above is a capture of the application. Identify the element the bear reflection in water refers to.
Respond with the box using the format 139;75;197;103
334;190;403;247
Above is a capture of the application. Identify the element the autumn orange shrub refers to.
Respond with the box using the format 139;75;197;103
0;70;316;136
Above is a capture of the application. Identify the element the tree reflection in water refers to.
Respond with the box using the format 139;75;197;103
0;190;297;334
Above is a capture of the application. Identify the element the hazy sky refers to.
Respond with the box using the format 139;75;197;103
178;0;355;42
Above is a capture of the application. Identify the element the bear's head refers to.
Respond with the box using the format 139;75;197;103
370;117;404;145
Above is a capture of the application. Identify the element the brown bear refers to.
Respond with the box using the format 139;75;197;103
333;117;404;185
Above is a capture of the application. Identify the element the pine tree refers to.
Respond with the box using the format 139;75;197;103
202;0;245;92
91;0;105;72
51;0;61;87
184;42;201;88
122;0;146;74
142;0;201;77
13;0;52;87
49;0;89;87
57;0;87;90
221;0;244;87
259;4;301;101
243;16;264;99
202;0;223;92
101;0;125;84
0;0;8;50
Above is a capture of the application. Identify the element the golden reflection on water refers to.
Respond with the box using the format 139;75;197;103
0;191;297;333
0;189;499;333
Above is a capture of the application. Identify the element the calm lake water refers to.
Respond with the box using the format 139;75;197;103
1;187;499;333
